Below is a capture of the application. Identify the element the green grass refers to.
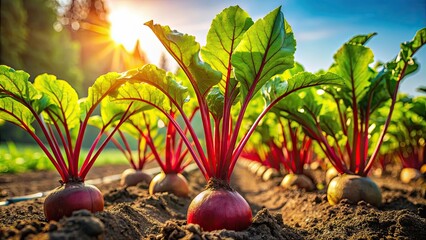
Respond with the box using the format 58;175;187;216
0;142;128;174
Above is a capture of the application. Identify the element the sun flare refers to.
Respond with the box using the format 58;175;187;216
108;8;164;65
109;9;141;51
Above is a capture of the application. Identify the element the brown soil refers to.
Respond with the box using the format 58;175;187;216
0;163;425;239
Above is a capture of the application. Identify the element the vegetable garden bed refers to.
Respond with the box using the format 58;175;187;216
1;162;425;239
1;4;425;240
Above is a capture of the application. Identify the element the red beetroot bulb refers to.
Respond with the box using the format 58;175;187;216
120;168;153;187
44;182;104;221
187;183;252;231
149;172;190;197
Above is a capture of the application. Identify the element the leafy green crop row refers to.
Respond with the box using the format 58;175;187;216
0;5;424;229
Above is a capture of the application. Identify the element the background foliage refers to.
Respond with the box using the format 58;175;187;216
0;0;147;144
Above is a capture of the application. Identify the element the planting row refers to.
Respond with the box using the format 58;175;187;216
0;5;425;231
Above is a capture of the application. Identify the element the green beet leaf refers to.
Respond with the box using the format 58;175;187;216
280;62;305;80
262;71;341;106
319;114;341;137
0;65;37;101
360;28;426;117
386;28;425;85
201;6;253;95
0;65;54;131
174;68;199;116
87;115;104;131
232;6;296;100
347;33;377;45
83;72;123;117
34;74;80;130
100;98;135;129
119;64;189;108
206;87;224;121
270;87;322;138
0;65;49;114
330;43;374;105
96;92;152;131
398;28;426;63
0;98;35;131
125;110;163;140
113;82;168;113
145;21;221;96
359;69;392;115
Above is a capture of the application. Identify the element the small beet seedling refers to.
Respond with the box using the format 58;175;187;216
274;117;316;191
145;106;198;198
90;104;156;187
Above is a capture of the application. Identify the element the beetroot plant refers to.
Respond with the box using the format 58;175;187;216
241;117;283;180
93;82;196;195
384;95;426;183
276;117;316;191
241;137;282;178
111;6;339;231
90;107;155;187
140;106;197;197
260;64;317;190
0;65;138;220
244;99;316;190
272;29;426;206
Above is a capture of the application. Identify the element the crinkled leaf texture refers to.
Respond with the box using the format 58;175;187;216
265;72;342;138
0;65;38;101
145;21;221;96
113;82;167;113
330;43;374;106
111;65;190;114
34;74;80;130
0;65;49;131
81;72;124;120
361;28;425;115
0;65;49;114
207;87;224;120
201;5;253;94
0;98;35;131
119;64;189;109
262;71;341;106
232;6;296;100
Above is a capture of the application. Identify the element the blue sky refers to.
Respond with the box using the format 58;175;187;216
106;0;426;96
